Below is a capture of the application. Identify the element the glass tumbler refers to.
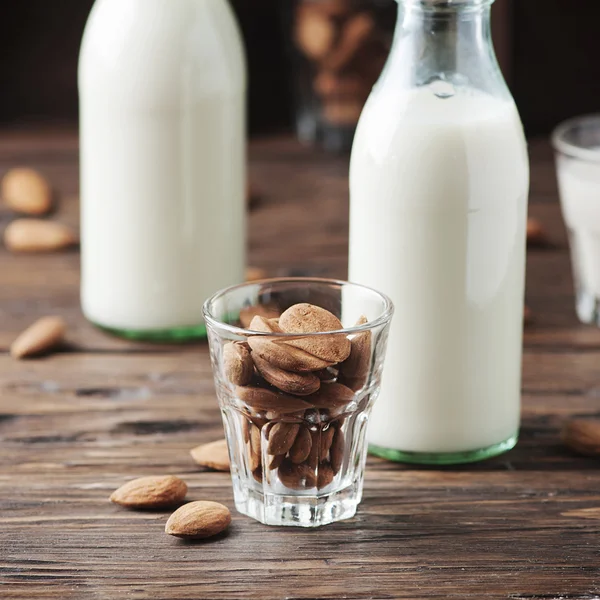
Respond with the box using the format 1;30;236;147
203;278;393;527
553;115;600;324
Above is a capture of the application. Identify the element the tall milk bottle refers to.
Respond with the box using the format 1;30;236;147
79;0;246;340
349;0;529;463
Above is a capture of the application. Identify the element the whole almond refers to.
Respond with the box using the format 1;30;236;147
190;439;230;472
223;341;253;386
269;453;285;470
562;419;600;457
248;335;334;372
4;219;77;253
308;382;355;410
278;460;316;490
240;304;280;329
339;315;372;390
267;422;301;456
306;429;321;470
3;167;52;215
289;426;312;464
110;475;187;509
317;463;335;489
11;316;66;359
248;441;260;472
250;423;262;456
236;386;312;413
253;353;321;396
330;427;345;474
320;426;335;459
165;501;231;539
279;303;351;364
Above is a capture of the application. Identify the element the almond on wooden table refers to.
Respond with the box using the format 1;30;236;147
165;501;231;539
2;167;52;215
562;419;600;457
4;218;77;253
190;439;230;472
10;316;66;359
110;475;187;509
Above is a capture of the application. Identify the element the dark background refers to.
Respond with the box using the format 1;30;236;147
0;0;597;137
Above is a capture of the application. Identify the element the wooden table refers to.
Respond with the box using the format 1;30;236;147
2;132;600;600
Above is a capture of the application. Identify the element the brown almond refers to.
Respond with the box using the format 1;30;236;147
249;315;283;333
190;439;230;472
240;304;280;329
3;167;52;215
269;453;285;470
110;475;187;509
267;422;301;456
279;303;351;363
278;460;316;490
306;429;321;470
248;441;261;472
562;419;600;457
4;219;77;253
308;382;355;409
252;466;263;484
330;427;345;474
339;315;372;390
165;500;231;539
320;426;335;459
250;423;262;457
236;385;312;413
252;353;321;396
248;336;334;372
10;316;66;359
317;463;335;489
223;341;253;386
289;426;312;464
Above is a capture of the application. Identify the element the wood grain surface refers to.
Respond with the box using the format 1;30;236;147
2;131;600;599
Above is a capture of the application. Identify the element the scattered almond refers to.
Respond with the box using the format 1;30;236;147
4;218;77;253
110;475;187;509
562;419;600;457
10;316;66;359
2;167;52;215
190;439;230;472
165;501;231;539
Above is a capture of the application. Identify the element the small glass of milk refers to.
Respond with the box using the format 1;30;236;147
203;278;393;527
553;115;600;324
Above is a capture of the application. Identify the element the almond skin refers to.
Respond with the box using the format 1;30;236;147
248;335;334;372
562;419;600;457
267;422;300;456
10;316;66;359
236;385;312;413
165;501;231;539
252;352;321;396
317;463;335;489
289;426;313;464
4;218;77;253
339;315;372;390
279;303;351;364
3;167;52;215
330;427;345;474
110;475;187;509
308;382;355;409
223;342;253;386
190;439;230;472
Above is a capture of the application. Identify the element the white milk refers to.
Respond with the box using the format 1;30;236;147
556;156;600;309
350;86;529;453
79;0;246;332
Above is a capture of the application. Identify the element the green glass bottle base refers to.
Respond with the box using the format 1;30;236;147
369;433;518;465
91;321;207;342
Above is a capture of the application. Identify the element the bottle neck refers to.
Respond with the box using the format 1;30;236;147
384;0;506;97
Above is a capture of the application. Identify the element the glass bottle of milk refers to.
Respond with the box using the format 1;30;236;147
349;0;529;463
79;0;246;340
